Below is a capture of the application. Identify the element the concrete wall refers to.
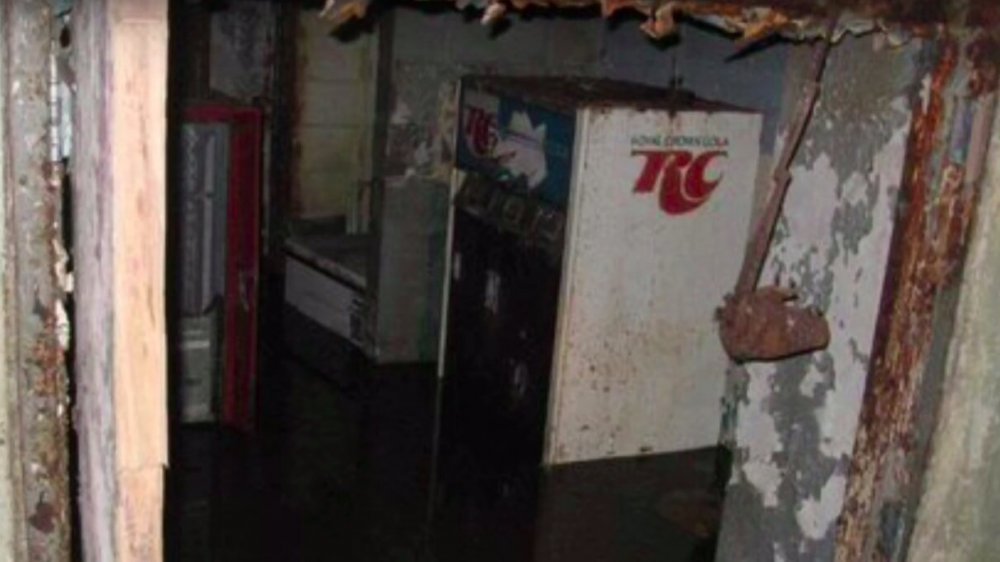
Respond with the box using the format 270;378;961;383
601;22;790;234
293;10;378;222
714;37;924;562
210;2;274;103
907;98;1000;562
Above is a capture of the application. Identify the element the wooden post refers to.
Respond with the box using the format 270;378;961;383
74;1;169;561
836;32;999;562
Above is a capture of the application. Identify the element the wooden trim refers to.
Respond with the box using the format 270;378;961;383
3;2;72;560
75;0;169;560
111;14;168;476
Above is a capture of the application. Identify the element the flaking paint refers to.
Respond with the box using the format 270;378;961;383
717;35;922;562
905;92;1000;562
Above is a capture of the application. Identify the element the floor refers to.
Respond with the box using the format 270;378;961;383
165;307;722;562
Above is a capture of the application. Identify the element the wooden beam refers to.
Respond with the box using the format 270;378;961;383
74;0;169;560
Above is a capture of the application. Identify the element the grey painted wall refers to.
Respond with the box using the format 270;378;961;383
384;6;607;180
714;37;925;561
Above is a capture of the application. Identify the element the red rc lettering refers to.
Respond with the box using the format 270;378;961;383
464;107;497;157
632;149;728;215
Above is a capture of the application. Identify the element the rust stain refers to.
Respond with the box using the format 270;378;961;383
317;0;991;39
835;33;994;561
28;498;57;535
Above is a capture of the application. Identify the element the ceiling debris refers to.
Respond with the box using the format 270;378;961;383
320;0;997;42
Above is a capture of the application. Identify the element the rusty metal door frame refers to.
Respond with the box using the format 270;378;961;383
1;1;73;561
73;0;169;560
836;31;1000;562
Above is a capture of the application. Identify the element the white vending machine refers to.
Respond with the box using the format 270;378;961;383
439;77;763;477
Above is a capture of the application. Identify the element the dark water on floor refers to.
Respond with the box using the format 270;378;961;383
166;316;721;562
167;340;437;562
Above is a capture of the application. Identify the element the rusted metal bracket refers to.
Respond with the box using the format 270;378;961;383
717;16;837;363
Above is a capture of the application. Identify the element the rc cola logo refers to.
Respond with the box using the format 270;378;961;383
630;134;730;215
462;92;499;159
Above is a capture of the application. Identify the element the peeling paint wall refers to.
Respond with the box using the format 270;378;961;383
293;9;377;222
715;36;924;562
906;92;1000;562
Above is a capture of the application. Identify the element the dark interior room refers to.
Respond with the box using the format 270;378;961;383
1;1;991;562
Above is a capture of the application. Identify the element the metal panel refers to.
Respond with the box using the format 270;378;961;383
177;123;230;315
546;107;762;464
284;255;368;348
907;77;1000;562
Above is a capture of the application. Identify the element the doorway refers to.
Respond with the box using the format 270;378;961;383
147;3;976;562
